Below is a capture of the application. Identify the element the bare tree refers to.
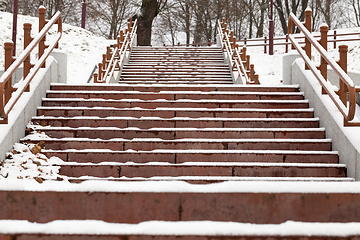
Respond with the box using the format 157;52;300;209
87;0;131;39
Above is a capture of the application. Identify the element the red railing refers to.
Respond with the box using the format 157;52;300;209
288;9;359;126
94;18;138;83
218;18;259;84
0;7;62;124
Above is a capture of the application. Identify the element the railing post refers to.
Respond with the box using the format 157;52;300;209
319;24;328;81
288;19;295;50
250;64;255;83
304;9;312;70
4;42;15;105
333;30;337;49
98;63;103;82
338;45;348;106
246;55;250;70
23;23;33;92
38;6;47;68
241;46;247;62
93;73;98;83
285;34;289;53
264;36;267;54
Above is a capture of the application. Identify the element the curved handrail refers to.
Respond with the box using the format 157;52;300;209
0;8;62;123
288;12;356;122
102;19;138;83
217;20;250;84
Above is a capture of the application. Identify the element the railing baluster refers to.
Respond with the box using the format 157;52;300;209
338;45;348;106
38;6;47;68
304;9;312;70
4;42;14;105
24;23;33;92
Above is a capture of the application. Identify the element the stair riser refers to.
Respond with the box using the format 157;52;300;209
40;129;325;140
43;152;338;164
118;81;233;85
59;165;346;178
0;234;358;240
37;109;313;119
50;85;298;93
25;140;331;151
1;191;360;223
42;100;309;109
45;93;304;101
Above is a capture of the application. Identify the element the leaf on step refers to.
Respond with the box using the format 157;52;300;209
31;144;42;155
34;177;43;183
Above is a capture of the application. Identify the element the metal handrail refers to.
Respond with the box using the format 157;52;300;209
102;19;138;83
217;20;250;84
288;11;356;122
0;8;62;123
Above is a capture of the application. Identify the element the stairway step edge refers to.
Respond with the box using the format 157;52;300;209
23;138;333;143
41;149;338;155
0;219;360;237
46;90;304;95
37;106;314;112
50;83;300;88
1;179;359;193
68;176;355;182
42;98;309;103
32;126;325;131
55;162;344;168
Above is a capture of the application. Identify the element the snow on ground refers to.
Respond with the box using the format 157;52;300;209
0;11;109;84
248;27;360;85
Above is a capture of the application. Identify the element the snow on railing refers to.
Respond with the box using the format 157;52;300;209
217;18;259;85
0;7;62;124
94;18;138;84
288;8;359;126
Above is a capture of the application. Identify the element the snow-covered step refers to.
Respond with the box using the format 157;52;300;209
41;98;309;109
2;181;360;223
50;83;300;92
67;175;355;183
56;161;346;179
41;149;339;164
37;106;315;119
33;127;326;140
23;138;332;151
45;90;305;100
118;80;233;85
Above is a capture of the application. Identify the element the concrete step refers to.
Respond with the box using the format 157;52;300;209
50;83;300;92
117;80;234;84
36;127;326;140
45;90;305;101
1;181;360;224
41;98;309;109
57;162;346;178
66;176;355;183
41;149;338;164
23;138;332;151
2;219;358;239
37;107;314;119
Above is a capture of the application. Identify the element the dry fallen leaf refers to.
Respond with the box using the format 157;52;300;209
31;145;42;155
34;177;43;183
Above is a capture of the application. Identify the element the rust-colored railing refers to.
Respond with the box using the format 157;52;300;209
238;30;360;54
0;7;62;124
288;8;358;126
94;18;138;83
217;18;259;84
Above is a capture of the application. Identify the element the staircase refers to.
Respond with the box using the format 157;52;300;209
1;46;359;239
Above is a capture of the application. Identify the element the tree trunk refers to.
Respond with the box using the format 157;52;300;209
137;0;159;46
